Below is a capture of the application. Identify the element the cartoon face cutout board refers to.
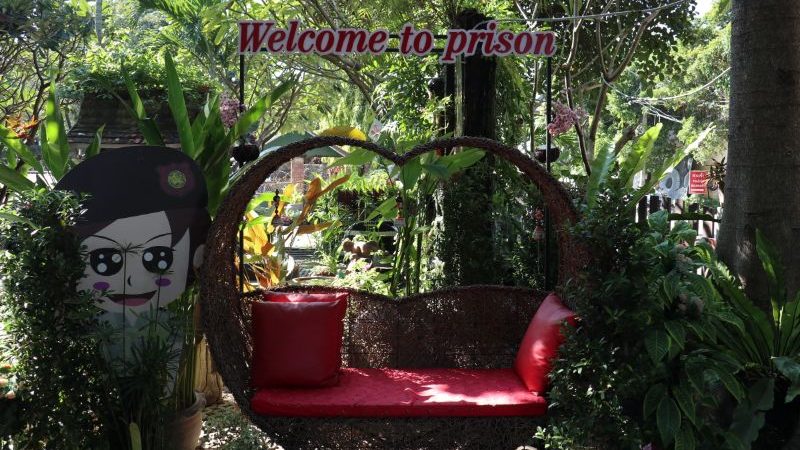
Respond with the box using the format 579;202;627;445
56;146;210;359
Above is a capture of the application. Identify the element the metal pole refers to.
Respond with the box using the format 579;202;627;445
544;56;553;291
238;55;246;294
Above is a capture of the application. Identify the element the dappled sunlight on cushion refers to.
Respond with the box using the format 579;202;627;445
251;368;547;417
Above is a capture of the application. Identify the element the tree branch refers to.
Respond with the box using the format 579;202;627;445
565;72;591;175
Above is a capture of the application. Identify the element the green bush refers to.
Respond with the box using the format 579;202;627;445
0;190;116;449
536;185;746;450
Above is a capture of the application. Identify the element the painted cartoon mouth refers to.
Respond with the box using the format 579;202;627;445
107;291;157;307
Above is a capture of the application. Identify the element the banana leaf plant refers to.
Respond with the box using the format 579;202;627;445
0;82;105;201
585;123;712;211
122;52;294;216
241;175;349;288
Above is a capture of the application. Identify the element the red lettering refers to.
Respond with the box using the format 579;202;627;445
368;30;389;54
493;31;513;55
238;21;273;54
399;23;415;55
298;30;315;53
441;30;467;63
466;30;483;55
286;20;300;51
266;29;286;52
514;33;533;55
412;29;434;55
336;29;369;54
482;21;498;55
316;29;335;54
533;32;556;56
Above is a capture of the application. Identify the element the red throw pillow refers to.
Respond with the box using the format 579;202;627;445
514;293;576;393
262;291;349;303
251;293;348;388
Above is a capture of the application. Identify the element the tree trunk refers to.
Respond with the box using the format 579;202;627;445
95;0;103;46
718;0;800;304
434;9;498;286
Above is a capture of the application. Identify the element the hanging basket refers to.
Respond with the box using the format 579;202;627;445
199;136;591;449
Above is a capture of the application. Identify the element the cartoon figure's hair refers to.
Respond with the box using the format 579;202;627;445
56;146;211;280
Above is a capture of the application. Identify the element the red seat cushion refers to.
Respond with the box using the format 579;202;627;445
514;293;576;393
251;368;547;417
250;293;348;388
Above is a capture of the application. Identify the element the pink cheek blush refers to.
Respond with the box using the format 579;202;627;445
155;278;172;287
93;281;110;291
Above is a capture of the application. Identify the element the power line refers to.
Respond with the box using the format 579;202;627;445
603;67;730;105
474;0;692;28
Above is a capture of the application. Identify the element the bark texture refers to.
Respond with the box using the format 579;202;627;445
435;9;499;286
718;0;800;304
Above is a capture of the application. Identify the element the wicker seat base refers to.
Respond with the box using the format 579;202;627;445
255;415;542;449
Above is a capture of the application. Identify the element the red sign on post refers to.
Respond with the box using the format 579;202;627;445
689;170;709;195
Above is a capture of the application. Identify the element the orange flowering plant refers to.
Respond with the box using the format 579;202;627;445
241;174;349;288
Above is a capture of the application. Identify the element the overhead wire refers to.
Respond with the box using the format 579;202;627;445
602;67;730;106
474;0;693;27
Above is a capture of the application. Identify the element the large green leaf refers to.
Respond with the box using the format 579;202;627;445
328;148;376;168
730;378;773;445
84;125;105;159
165;52;195;157
231;79;295;142
367;197;398;221
0;123;43;174
129;422;142;450
645;329;670;363
717;369;745;402
619;123;662;188
665;321;687;351
421;162;450;180
437;148;485;174
0;211;36;227
755;230;787;329
42;82;71;180
643;383;667;418
657;397;681;446
586;142;615;208
0;164;35;192
627;126;713;210
674;426;696;450
400;158;423;189
774;357;800;401
673;384;697;426
122;72;164;146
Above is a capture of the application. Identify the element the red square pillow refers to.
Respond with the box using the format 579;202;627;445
514;293;576;393
251;292;348;388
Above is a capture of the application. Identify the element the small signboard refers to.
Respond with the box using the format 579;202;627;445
689;170;709;195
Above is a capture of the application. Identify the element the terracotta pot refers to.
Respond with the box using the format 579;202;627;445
168;391;206;450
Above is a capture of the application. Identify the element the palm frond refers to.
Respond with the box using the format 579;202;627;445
136;0;202;21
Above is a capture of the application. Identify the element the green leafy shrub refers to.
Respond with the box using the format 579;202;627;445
63;41;211;108
537;185;745;449
701;231;800;448
0;190;115;449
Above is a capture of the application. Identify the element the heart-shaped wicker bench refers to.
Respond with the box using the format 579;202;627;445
200;136;589;449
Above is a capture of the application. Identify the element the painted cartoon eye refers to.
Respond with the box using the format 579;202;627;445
142;246;173;273
89;248;124;276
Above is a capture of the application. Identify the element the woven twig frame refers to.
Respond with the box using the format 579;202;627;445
199;136;589;448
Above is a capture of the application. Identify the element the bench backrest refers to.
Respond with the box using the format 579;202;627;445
246;285;545;369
